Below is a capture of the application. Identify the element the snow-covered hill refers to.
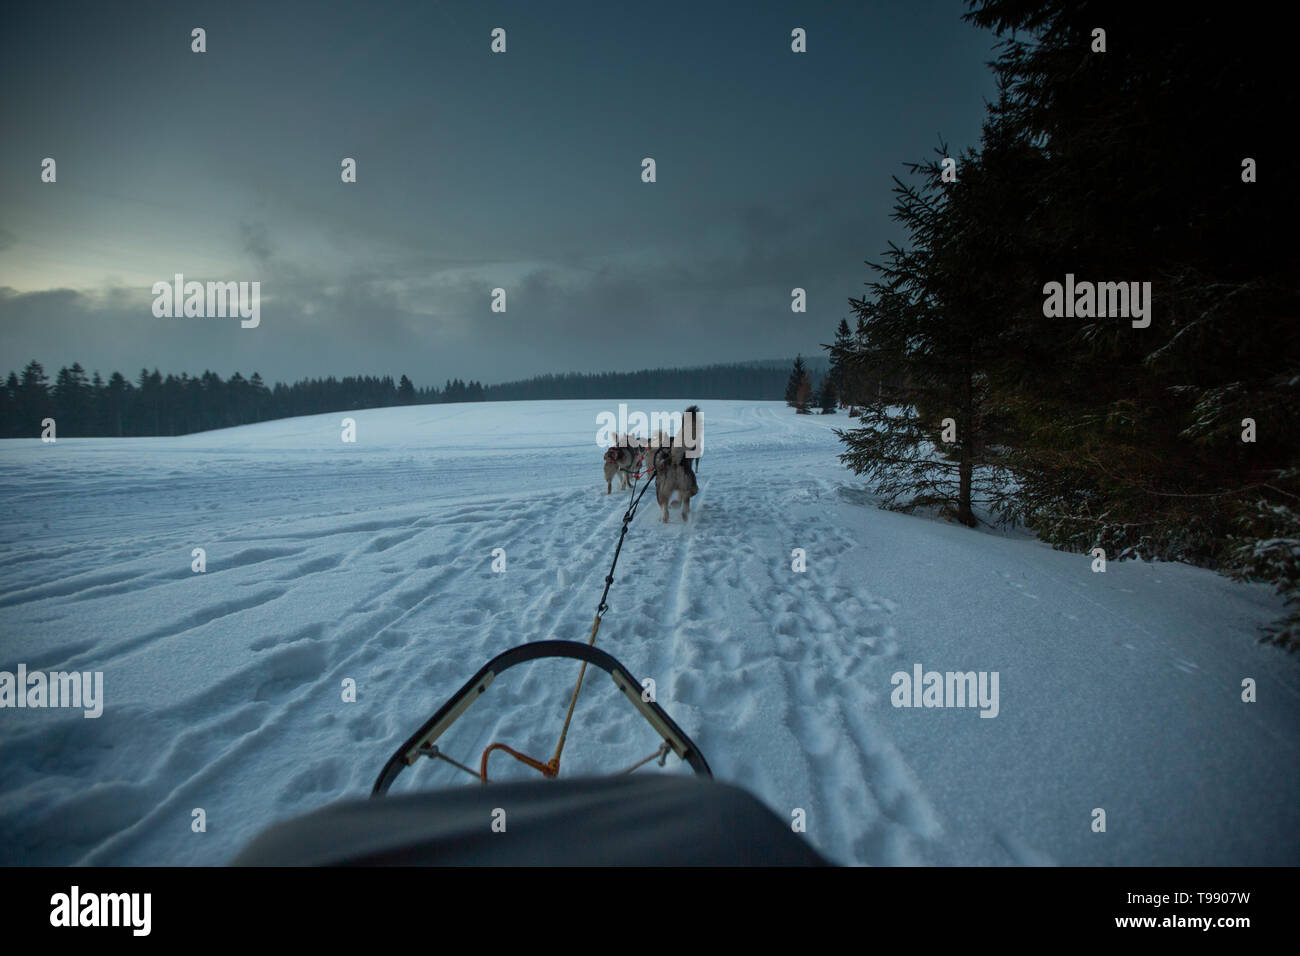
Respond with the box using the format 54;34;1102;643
0;400;1296;865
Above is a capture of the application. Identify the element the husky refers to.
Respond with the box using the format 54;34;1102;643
603;434;643;494
652;443;698;522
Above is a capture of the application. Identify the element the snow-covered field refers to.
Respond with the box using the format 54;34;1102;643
1;399;1297;865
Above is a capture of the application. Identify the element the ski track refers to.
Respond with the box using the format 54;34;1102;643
636;472;944;865
0;399;1296;866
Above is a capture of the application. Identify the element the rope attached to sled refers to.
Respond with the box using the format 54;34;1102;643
480;742;556;779
479;465;659;783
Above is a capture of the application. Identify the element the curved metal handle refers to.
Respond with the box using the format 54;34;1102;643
372;639;711;795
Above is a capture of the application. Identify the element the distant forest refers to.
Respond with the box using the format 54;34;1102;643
0;357;831;438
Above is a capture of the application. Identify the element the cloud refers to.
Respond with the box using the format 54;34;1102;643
239;221;275;267
0;186;869;387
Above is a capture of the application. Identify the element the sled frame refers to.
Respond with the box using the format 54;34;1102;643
372;640;712;795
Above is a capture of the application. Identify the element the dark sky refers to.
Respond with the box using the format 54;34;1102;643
0;0;998;386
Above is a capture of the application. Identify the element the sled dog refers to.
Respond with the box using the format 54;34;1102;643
603;434;643;494
653;444;698;522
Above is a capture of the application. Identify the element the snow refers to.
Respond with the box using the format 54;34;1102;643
0;399;1297;865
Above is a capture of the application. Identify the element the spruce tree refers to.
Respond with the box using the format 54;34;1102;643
18;361;50;437
964;1;1300;643
106;371;129;436
818;376;836;414
249;373;269;421
826;318;856;405
785;355;807;407
54;365;91;436
795;373;813;414
835;144;1013;527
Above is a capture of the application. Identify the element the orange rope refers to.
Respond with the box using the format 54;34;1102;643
480;743;556;782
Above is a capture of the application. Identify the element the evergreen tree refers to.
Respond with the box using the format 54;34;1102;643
228;372;250;427
825;318;857;406
18;361;51;437
785;355;807;407
398;375;416;405
818;375;836;414
134;368;161;435
89;371;106;435
835;144;1013;527
54;364;92;436
249;372;269;421
795;372;813;414
105;371;130;437
963;0;1300;642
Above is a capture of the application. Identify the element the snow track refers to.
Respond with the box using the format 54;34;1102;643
1;400;1297;865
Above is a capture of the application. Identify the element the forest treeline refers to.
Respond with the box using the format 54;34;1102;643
822;1;1299;646
0;360;820;439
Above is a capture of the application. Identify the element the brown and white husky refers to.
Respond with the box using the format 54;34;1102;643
652;445;697;522
602;434;644;494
